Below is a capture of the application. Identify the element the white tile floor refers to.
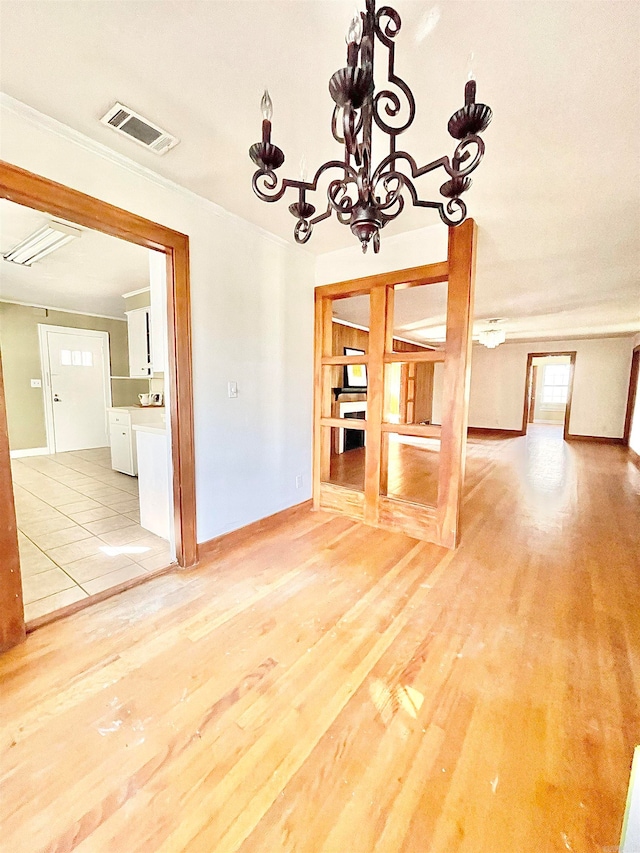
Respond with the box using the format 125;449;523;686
12;448;173;622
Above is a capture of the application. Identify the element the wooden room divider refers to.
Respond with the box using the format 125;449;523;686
313;218;477;549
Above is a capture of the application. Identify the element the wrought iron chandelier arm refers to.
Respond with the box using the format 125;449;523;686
294;202;335;245
372;5;416;139
251;158;356;203
251;169;289;204
369;153;468;226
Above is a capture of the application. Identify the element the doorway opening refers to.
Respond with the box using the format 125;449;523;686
0;161;195;652
523;352;576;439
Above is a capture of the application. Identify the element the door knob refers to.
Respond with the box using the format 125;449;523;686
53;394;61;402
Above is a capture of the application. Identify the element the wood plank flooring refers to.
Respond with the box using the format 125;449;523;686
1;429;639;852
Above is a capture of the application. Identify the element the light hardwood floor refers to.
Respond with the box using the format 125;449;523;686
1;430;638;852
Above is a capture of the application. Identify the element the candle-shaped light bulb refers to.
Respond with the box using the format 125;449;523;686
346;11;363;45
466;52;475;81
261;89;273;122
299;155;308;182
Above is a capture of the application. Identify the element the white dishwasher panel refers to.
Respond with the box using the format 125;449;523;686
109;423;135;475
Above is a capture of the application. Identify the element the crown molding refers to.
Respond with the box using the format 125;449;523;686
471;330;639;347
0;94;306;254
121;286;150;299
0;297;125;322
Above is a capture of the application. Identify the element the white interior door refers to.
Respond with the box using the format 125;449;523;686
40;326;111;453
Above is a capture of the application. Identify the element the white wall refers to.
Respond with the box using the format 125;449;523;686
469;337;634;437
0;98;315;542
315;224;447;286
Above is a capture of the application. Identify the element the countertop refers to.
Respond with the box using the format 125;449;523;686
107;406;165;412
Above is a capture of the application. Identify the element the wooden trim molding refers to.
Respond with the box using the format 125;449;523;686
316;261;449;300
564;434;625;445
521;350;577;438
0;351;25;652
383;350;445;364
320;417;367;430
623;346;640;444
467;427;523;438
0;160;197;650
198;500;313;560
381;422;441;439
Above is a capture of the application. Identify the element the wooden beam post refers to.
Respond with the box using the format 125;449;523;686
436;219;477;548
379;286;395;496
0;352;25;652
313;296;333;507
363;285;388;525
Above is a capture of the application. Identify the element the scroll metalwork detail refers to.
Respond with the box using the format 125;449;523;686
249;0;492;253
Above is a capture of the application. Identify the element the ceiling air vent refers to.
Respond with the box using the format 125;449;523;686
100;102;179;155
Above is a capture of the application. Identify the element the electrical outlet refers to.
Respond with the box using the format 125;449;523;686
295;474;303;489
228;381;238;398
31;379;42;388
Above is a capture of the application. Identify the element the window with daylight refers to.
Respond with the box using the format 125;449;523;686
60;349;93;367
542;364;571;404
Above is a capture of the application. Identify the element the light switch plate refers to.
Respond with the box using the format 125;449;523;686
31;379;42;388
228;381;238;398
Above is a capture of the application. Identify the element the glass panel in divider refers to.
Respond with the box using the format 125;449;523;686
325;425;366;492
331;294;370;367
322;365;367;424
380;431;440;508
383;361;442;428
389;280;447;354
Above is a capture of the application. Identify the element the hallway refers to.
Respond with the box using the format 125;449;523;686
1;433;638;852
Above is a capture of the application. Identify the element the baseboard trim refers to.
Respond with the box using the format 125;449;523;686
9;447;49;458
198;499;314;560
565;434;625;445
467;427;524;438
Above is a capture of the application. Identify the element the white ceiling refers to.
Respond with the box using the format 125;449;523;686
0;0;638;338
0;199;150;317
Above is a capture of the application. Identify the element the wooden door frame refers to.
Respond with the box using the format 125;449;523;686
313;219;476;550
0;161;197;652
527;365;538;424
624;346;640;445
521;351;577;439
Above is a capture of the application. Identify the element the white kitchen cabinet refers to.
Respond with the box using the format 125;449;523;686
126;307;152;377
109;421;135;475
133;423;171;540
107;407;165;476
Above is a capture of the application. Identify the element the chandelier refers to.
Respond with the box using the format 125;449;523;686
478;320;506;349
249;0;492;253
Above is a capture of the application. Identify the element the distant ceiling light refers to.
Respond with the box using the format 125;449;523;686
100;102;179;155
478;319;506;349
3;221;82;266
